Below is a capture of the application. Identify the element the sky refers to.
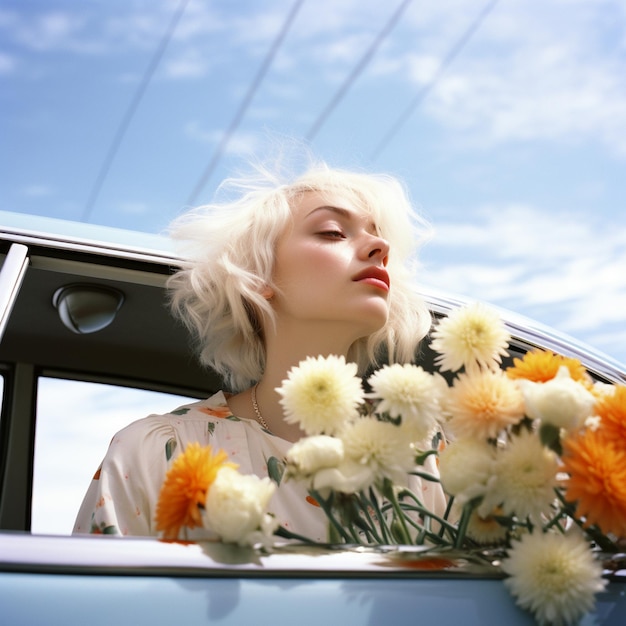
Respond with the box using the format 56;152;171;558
2;0;625;368
2;0;626;535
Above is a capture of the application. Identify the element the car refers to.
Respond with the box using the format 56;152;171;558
1;210;624;625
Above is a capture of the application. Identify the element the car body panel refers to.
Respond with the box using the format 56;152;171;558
1;533;625;625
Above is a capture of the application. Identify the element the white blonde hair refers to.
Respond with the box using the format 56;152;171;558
168;163;433;392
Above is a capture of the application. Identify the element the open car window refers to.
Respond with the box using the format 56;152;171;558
31;377;194;535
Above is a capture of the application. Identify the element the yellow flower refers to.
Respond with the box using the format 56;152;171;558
276;355;363;435
595;385;626;447
466;507;508;545
155;443;237;540
562;428;626;537
430;302;510;373
446;370;525;441
502;531;606;626
506;349;591;385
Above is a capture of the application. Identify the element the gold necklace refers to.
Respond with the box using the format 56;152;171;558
251;383;271;431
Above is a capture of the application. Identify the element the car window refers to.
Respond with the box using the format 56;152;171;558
31;377;195;535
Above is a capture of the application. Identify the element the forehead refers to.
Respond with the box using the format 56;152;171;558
290;190;379;230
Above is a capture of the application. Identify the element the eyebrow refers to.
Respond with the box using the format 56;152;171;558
305;205;378;233
305;205;352;219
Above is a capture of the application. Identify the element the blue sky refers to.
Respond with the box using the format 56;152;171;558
2;0;626;366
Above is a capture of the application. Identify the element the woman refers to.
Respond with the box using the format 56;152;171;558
73;163;445;540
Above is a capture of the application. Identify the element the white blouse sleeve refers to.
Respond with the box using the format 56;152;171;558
72;415;177;536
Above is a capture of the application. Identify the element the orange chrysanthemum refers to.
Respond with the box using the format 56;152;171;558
506;350;591;386
446;370;525;440
155;443;237;540
562;429;626;538
595;386;626;447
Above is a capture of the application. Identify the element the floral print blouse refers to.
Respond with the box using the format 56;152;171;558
73;391;446;542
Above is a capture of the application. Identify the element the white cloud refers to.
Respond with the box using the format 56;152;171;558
392;0;626;153
32;378;194;535
20;184;54;197
183;121;261;155
9;10;103;53
0;51;16;74
163;52;209;79
422;203;626;361
117;201;150;216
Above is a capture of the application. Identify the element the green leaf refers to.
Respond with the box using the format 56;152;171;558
170;407;190;416
539;422;562;455
207;422;216;437
267;456;285;485
165;437;177;461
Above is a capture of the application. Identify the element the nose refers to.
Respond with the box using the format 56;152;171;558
363;233;390;266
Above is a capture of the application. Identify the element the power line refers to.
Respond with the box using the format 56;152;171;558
81;0;190;222
186;0;305;207
370;0;500;161
305;0;413;142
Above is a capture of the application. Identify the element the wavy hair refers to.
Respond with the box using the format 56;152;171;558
167;163;433;392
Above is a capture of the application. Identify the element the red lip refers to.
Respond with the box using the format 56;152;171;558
352;266;390;291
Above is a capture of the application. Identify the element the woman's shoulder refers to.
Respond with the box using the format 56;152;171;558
111;391;240;442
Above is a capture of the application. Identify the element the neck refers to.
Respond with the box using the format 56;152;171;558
243;320;361;442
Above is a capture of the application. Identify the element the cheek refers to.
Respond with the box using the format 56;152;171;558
277;243;347;283
305;244;351;271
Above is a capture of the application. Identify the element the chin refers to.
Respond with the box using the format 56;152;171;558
354;307;388;336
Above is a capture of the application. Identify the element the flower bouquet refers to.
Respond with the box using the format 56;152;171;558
155;302;625;626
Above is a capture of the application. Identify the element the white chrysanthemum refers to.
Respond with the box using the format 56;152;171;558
311;459;376;495
438;437;497;503
430;302;511;373
483;431;558;521
340;418;414;487
285;435;344;480
204;467;277;547
592;381;616;397
368;364;444;442
502;531;606;626
276;355;364;435
518;366;596;432
583;415;602;431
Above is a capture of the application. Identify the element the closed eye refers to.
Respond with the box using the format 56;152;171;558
319;230;345;239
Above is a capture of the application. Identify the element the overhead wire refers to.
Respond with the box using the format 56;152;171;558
369;0;501;161
185;0;306;207
305;0;413;142
81;0;191;222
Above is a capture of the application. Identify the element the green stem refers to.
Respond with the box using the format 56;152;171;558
400;513;451;547
409;469;443;483
554;488;617;553
399;490;458;542
274;525;321;545
439;494;455;538
381;479;412;544
363;487;391;544
309;489;355;544
543;507;568;534
453;500;478;549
